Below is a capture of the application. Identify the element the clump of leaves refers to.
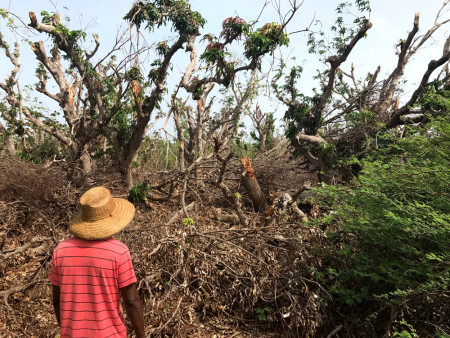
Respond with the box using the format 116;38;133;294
124;65;143;82
156;41;170;56
317;115;450;306
244;22;289;59
128;181;152;204
272;64;317;139
200;42;227;65
109;108;136;145
182;217;195;226
192;84;204;100
124;0;205;35
418;80;450;115
256;307;272;322
220;16;248;42
392;320;419;338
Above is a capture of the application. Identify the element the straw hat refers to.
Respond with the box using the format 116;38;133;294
69;186;135;240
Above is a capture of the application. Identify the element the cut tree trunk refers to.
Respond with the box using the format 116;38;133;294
241;156;267;211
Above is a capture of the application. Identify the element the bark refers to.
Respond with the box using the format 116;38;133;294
240;156;267;211
118;160;134;190
80;147;92;176
260;135;266;153
4;133;16;156
215;152;248;226
0;122;16;156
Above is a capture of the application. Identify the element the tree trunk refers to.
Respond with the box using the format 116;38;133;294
124;167;133;190
4;133;16;156
80;148;92;177
260;133;266;153
119;160;134;190
0;122;16;156
179;141;185;172
241;156;267;211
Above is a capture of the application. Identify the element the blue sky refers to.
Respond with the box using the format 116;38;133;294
1;0;449;134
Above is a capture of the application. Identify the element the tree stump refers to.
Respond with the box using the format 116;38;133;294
241;156;267;212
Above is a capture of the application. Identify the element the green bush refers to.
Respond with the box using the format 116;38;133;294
317;116;450;307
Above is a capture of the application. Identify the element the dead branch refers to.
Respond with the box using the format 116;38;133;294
290;202;308;222
213;208;239;224
0;279;46;309
166;202;195;225
291;182;313;201
327;325;344;338
387;39;450;128
0;236;51;261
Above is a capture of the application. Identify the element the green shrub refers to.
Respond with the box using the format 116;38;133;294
128;181;151;204
317;116;450;307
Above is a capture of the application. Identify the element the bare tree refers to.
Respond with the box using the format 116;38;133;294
274;1;450;182
249;103;275;152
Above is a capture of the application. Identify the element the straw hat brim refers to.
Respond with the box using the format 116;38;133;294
69;198;135;240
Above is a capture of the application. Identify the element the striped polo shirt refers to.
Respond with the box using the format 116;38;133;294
49;237;137;338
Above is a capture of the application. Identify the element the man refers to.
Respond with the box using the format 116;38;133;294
49;186;145;337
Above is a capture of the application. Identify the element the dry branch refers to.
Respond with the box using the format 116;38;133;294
166;202;195;225
0;279;46;308
0;236;51;261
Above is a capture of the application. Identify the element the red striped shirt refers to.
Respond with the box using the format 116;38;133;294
49;237;137;338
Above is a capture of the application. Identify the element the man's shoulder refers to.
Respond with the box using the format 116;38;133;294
103;238;130;254
55;237;77;249
55;237;128;251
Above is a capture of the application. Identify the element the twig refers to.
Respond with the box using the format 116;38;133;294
154;296;183;332
327;325;343;338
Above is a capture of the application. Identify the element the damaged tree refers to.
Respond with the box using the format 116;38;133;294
249;103;275;153
275;1;450;182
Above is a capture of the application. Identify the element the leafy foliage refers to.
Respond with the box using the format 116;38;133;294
182;217;195;226
200;42;228;64
124;0;206;35
317;116;450;308
128;181;152;204
418;80;450;114
220;17;248;41
307;1;370;55
250;112;276;150
244;22;289;59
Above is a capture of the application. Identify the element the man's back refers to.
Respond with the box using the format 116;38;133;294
49;237;137;337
